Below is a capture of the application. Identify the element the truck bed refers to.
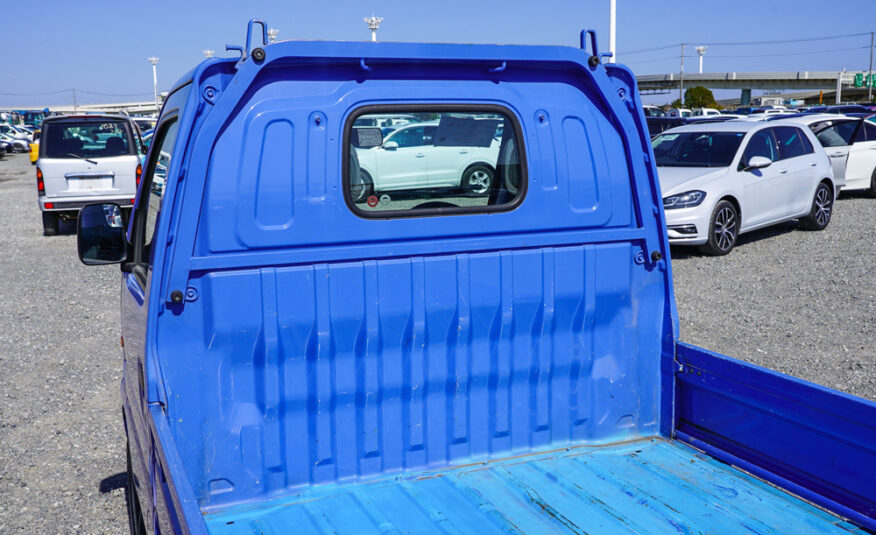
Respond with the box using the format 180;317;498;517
203;438;863;534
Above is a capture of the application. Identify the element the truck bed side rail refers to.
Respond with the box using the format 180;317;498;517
675;342;876;531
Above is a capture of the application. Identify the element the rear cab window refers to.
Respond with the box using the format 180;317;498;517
42;119;135;159
344;107;525;217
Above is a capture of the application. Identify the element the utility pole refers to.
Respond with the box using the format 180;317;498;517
608;0;616;63
868;31;874;103
679;43;686;105
148;57;160;110
72;89;77;112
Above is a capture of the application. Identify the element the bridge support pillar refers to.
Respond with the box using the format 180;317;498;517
740;88;751;106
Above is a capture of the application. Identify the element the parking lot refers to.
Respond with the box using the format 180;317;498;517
0;150;873;533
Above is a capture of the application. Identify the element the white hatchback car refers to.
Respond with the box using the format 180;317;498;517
789;114;876;195
653;120;836;255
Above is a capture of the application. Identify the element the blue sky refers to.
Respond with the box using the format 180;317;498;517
2;0;874;108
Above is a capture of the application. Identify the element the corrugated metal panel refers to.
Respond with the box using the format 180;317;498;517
163;242;664;507
203;438;864;534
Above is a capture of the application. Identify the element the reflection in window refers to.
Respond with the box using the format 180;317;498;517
347;111;523;215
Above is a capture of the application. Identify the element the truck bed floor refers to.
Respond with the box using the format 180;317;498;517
203;438;863;534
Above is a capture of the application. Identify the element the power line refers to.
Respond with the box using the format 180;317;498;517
620;31;873;56
623;45;871;65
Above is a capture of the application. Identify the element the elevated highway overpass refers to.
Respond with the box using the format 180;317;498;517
636;71;859;104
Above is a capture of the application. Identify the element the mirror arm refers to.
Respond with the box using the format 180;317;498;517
120;261;134;274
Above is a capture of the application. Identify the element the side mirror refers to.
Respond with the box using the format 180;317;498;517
743;156;772;172
382;141;399;151
77;203;128;265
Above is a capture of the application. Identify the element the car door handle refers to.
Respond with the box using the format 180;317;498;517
458;150;469;154
810;162;817;167
829;153;845;158
779;169;788;174
415;153;425;158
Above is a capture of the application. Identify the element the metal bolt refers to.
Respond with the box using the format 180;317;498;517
251;48;266;62
538;114;545;123
170;290;184;304
617;87;627;99
651;251;662;262
315;116;322;126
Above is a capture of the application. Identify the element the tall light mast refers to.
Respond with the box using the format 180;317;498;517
608;0;616;63
695;46;707;74
364;16;383;42
147;57;160;110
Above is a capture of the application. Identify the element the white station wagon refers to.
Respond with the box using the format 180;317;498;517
353;118;500;201
653;120;836;255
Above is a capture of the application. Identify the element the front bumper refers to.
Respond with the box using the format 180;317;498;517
664;203;711;245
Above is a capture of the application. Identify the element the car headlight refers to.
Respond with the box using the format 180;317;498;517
663;190;706;209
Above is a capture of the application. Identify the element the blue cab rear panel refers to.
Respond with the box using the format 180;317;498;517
143;38;874;532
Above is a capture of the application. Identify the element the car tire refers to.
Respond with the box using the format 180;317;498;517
126;442;147;535
350;170;374;203
799;182;833;231
866;168;876;198
13;145;26;153
698;200;738;256
462;165;493;194
41;211;58;236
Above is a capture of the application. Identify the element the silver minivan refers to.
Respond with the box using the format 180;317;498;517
36;115;142;235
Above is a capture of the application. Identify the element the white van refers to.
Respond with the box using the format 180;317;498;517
36;115;142;235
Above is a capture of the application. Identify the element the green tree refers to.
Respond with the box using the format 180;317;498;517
684;86;717;108
669;98;683;108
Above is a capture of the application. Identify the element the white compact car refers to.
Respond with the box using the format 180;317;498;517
36;115;142;236
354;121;500;200
789;114;876;195
653;120;836;255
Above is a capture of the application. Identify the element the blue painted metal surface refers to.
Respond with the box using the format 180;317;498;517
675;342;876;531
203;438;868;534
115;20;876;533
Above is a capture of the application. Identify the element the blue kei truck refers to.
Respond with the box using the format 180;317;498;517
76;20;875;534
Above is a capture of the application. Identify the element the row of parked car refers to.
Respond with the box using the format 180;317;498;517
652;111;876;254
18;101;876;261
0;121;38;154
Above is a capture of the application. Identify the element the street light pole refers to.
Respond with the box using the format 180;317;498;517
364;16;383;42
695;46;707;74
148;57;159;111
868;32;874;103
679;43;685;105
608;0;616;63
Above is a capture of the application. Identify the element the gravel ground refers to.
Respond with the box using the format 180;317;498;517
0;151;873;533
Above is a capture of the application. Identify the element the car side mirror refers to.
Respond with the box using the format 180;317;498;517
743;156;772;172
77;203;128;265
382;141;399;151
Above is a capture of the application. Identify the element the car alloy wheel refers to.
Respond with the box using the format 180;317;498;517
462;165;493;194
800;182;833;230
813;186;831;227
713;205;737;252
699;199;738;256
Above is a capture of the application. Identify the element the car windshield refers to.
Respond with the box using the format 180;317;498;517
652;131;745;167
42;120;132;158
